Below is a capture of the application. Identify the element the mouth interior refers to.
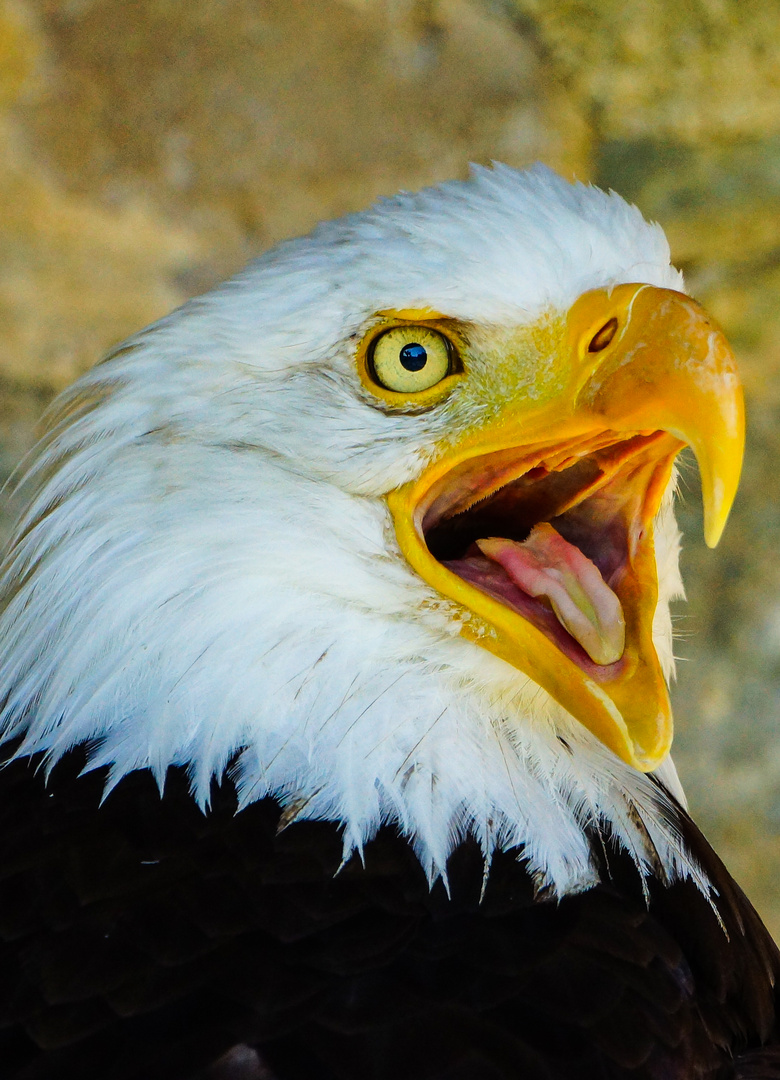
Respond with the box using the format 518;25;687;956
422;433;673;674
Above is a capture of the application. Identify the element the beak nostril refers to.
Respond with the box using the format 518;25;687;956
588;318;618;353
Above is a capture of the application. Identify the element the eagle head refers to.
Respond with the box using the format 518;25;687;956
0;164;743;894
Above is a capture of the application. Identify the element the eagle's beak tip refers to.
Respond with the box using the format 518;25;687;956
694;395;744;551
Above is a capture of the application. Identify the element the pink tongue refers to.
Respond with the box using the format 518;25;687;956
476;523;625;665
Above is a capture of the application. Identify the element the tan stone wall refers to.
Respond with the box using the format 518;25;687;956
1;0;779;932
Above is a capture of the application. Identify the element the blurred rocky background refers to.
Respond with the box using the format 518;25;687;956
1;0;779;930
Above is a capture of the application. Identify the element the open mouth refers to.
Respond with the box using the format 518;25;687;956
384;284;743;769
419;430;682;681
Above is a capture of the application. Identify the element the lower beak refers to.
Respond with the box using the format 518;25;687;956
387;285;744;771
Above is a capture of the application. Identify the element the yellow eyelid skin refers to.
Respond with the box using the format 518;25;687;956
357;313;465;409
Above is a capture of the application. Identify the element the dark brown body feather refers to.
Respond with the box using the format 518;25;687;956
0;750;778;1080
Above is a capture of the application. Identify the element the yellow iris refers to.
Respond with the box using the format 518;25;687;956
369;326;453;394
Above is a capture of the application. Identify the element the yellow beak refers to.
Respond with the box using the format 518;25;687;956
387;285;744;771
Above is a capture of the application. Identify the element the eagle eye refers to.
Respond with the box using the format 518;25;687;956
369;326;453;394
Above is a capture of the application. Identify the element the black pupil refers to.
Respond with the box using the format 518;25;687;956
399;343;428;371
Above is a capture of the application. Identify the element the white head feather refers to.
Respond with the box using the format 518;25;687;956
0;164;699;895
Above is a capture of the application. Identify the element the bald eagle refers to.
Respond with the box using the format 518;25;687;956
0;164;777;1079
